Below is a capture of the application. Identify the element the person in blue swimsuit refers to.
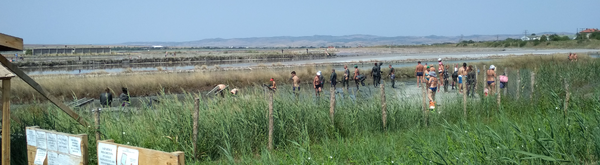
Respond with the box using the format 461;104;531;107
428;71;438;102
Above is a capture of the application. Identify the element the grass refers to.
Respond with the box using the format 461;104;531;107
6;56;600;164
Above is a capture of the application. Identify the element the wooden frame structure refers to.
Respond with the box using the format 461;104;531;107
1;32;91;164
26;126;88;165
1;32;20;165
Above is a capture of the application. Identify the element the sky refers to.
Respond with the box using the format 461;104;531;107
2;0;599;44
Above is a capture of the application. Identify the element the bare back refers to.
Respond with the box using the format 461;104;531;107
458;67;465;76
416;64;424;72
354;68;360;79
292;76;300;87
429;77;438;87
486;70;496;81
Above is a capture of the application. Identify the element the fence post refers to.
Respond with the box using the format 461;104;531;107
475;65;478;90
516;70;520;99
380;84;387;130
94;108;101;141
496;71;501;111
193;98;199;159
463;80;467;119
563;79;569;119
503;68;508;96
329;87;335;125
482;65;486;94
422;84;428;127
268;91;274;150
530;71;535;100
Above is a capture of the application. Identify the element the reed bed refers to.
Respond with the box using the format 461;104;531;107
6;56;600;164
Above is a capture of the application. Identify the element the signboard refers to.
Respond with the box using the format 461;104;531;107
97;140;184;165
25;127;88;165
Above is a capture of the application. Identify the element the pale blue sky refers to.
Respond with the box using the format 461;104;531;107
2;0;599;44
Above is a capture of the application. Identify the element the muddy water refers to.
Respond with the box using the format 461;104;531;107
24;49;598;75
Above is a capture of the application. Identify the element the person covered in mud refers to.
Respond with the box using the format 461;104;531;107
371;62;381;87
457;63;467;94
318;71;324;87
100;88;113;107
313;71;323;96
119;87;130;107
452;64;458;90
388;64;395;88
466;65;477;97
415;61;425;87
269;78;277;90
428;71;438;103
343;65;350;90
291;71;300;92
353;65;362;89
443;65;449;92
437;58;444;91
230;88;239;95
330;69;337;88
486;65;497;96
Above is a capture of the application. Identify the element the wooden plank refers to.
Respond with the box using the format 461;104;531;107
0;55;88;127
0;33;23;51
2;78;11;165
98;140;185;165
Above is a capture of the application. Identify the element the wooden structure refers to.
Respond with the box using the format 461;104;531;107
97;140;185;165
1;32;21;165
26;126;88;165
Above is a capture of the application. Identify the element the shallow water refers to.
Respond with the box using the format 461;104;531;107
23;49;598;75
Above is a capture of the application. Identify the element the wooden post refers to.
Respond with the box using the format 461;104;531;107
422;84;428;127
94;108;101;141
503;68;508;96
474;65;478;90
516;70;520;99
496;73;501;111
380;84;387;130
267;91;274;150
482;65;486;94
463;79;467;119
193;98;200;159
564;79;569;119
530;71;535;100
329;87;335;125
1;78;11;165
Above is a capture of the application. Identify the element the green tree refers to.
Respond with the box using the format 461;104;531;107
540;35;548;42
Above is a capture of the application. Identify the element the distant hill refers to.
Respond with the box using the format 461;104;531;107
123;33;574;47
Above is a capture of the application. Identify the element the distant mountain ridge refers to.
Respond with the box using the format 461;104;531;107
123;33;574;47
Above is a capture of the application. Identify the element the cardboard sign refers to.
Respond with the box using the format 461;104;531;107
26;129;37;146
98;142;118;165
56;134;70;154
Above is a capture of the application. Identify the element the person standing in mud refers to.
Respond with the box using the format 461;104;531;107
486;65;497;95
457;63;467;94
466;65;477;97
451;64;458;90
428;71;438;103
119;87;130;107
291;71;300;93
415;61;425;88
330;69;337;88
343;65;350;90
388;64;395;88
437;58;444;91
314;72;323;96
371;62;381;87
354;65;361;90
100;88;113;107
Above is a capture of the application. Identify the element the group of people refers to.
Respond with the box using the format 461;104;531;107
99;87;130;107
285;62;397;97
415;59;506;105
568;53;578;62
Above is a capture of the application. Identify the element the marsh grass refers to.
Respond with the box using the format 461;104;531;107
8;56;600;164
